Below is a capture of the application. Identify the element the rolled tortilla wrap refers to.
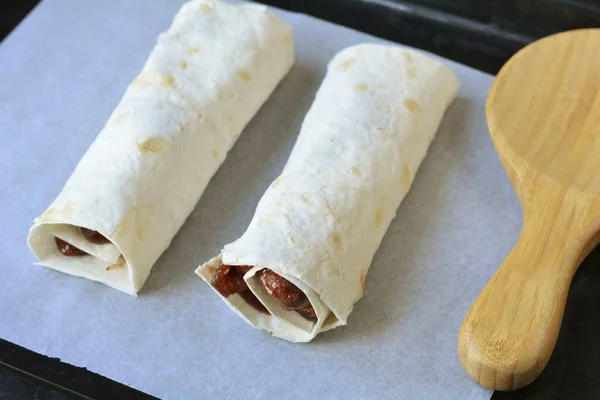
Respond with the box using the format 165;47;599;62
197;44;459;342
28;0;294;295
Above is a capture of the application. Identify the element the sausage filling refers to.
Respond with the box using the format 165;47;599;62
211;264;317;321
258;269;317;321
54;227;111;257
211;265;268;313
55;237;87;256
80;227;110;244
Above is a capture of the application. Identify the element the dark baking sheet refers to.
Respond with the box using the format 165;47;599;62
1;0;599;399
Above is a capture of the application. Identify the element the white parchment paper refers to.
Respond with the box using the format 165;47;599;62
0;0;522;398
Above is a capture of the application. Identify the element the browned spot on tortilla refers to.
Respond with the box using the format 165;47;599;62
160;73;176;88
178;60;188;70
338;58;355;71
270;175;285;188
208;265;217;275
354;82;369;92
110;113;128;125
356;45;368;56
130;70;154;89
404;98;420;113
106;255;126;271
402;162;413;191
374;203;386;226
137;137;170;154
224;113;234;123
41;203;76;220
407;65;417;78
360;270;368;295
238;69;253;83
351;166;362;177
360;270;367;287
403;51;413;62
331;232;343;249
281;31;293;45
288;235;296;244
357;269;368;298
377;83;388;90
188;46;201;54
198;2;214;13
212;149;219;159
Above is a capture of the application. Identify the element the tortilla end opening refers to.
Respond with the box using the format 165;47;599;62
28;221;135;295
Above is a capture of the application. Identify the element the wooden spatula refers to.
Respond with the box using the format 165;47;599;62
458;28;600;391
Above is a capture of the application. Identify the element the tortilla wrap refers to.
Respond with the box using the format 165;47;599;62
197;44;459;342
28;0;294;295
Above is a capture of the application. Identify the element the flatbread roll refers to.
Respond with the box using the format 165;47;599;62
28;0;294;295
197;44;459;342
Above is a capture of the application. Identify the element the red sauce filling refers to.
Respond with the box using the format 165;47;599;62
211;264;267;314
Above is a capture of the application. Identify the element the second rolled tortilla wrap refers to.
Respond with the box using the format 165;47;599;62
197;43;459;342
28;0;294;295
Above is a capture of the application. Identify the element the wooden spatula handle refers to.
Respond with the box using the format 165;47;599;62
458;178;599;390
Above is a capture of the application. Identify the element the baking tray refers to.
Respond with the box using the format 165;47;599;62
1;0;599;399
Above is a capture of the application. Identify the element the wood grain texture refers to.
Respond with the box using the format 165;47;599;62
458;28;600;391
491;247;600;400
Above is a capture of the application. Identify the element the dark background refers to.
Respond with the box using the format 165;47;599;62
1;0;599;399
